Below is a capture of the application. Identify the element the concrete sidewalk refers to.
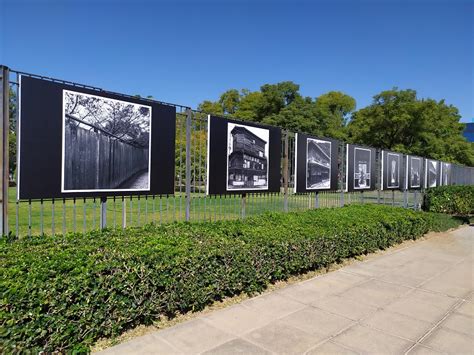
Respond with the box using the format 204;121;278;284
100;226;474;354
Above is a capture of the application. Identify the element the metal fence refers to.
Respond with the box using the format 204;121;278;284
1;66;469;238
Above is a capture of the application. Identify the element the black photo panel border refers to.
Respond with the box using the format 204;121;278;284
346;144;376;192
18;75;176;200
381;150;405;191
206;115;281;195
294;133;339;193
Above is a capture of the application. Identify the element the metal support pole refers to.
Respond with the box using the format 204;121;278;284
185;108;192;221
0;65;9;236
100;196;107;229
377;149;381;205
361;191;364;204
403;189;408;208
283;131;289;212
241;193;246;219
122;196;126;228
315;191;319;208
414;190;418;210
340;143;345;207
392;189;395;207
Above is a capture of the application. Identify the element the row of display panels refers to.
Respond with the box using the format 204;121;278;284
17;76;473;200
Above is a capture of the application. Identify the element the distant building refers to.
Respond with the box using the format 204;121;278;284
228;126;268;188
463;122;474;142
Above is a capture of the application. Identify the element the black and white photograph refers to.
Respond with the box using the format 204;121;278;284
62;90;152;192
354;147;371;189
386;153;400;188
441;162;451;186
409;156;422;188
306;138;331;189
426;159;438;188
227;122;269;191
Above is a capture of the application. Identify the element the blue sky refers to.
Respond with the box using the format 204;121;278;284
1;0;472;122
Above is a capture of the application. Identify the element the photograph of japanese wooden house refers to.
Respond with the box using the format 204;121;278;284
227;122;269;190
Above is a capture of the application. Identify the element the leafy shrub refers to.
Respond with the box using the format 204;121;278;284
0;204;464;352
423;185;474;216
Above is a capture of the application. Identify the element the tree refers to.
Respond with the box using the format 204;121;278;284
219;89;240;115
348;88;474;166
197;100;223;116
313;91;356;141
197;82;357;140
262;96;320;134
257;81;301;119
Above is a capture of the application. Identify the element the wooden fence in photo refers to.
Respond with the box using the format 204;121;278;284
64;123;149;190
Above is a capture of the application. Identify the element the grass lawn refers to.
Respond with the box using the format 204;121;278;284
6;186;414;237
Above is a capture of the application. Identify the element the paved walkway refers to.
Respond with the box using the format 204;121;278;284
100;226;474;354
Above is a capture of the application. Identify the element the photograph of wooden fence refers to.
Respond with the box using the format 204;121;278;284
62;90;151;192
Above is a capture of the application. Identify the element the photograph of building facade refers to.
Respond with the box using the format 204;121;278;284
306;138;331;189
427;160;438;187
227;123;269;190
354;148;371;189
62;90;151;192
387;153;400;188
410;157;422;188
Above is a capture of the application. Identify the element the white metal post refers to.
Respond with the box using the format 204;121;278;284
185;108;192;221
0;65;10;236
100;196;107;229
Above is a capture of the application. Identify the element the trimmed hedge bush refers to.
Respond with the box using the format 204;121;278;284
423;185;474;215
0;204;464;352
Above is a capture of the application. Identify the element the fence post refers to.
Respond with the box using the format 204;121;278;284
241;193;246;218
100;196;107;229
185;108;192;222
283;130;289;212
0;65;9;236
339;142;345;207
376;149;381;205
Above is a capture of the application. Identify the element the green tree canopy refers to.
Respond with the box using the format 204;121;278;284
197;82;356;139
347;88;474;166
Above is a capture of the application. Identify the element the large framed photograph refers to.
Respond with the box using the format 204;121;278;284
425;159;439;188
18;75;176;199
354;148;371;189
440;162;451;186
406;155;423;190
346;144;376;192
381;150;404;190
207;115;281;195
294;133;339;192
62;90;151;193
227;123;269;191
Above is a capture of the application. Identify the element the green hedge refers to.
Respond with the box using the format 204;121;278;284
423;185;474;215
0;204;464;352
